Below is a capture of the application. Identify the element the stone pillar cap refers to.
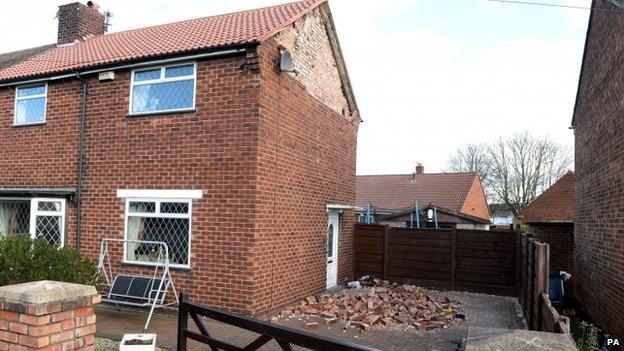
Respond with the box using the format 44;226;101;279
0;280;97;304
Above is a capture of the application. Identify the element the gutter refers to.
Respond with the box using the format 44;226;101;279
75;72;88;251
0;47;248;88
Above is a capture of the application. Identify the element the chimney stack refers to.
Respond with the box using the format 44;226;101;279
415;163;425;174
57;2;105;45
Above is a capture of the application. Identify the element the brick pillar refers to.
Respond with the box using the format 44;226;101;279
0;280;101;351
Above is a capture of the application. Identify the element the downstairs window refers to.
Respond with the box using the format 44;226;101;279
124;198;192;268
0;198;66;246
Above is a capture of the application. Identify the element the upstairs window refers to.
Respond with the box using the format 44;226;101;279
130;63;196;114
14;84;47;125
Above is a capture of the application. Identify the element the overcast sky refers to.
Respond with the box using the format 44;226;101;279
0;0;590;175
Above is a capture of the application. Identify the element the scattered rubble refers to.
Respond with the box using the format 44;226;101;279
278;278;465;332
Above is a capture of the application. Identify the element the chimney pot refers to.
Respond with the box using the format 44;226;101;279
87;1;101;10
415;163;425;174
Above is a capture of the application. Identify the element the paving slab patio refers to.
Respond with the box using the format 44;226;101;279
95;290;527;351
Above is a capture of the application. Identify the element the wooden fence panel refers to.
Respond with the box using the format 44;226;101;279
353;224;517;295
353;224;385;278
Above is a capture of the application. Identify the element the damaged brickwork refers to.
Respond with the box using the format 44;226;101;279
274;7;352;118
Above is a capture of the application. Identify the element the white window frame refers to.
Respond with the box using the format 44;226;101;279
14;83;48;126
123;197;193;269
128;62;197;115
0;197;66;247
30;198;66;247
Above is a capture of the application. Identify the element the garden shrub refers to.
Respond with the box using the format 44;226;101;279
0;234;99;288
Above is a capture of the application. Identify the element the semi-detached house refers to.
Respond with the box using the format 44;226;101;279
0;0;360;315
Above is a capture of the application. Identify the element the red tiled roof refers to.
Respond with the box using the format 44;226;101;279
519;171;574;223
0;44;56;70
0;0;325;82
356;172;490;221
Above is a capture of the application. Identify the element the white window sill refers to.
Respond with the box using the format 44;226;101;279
12;122;46;128
126;108;196;118
117;189;203;199
122;260;191;271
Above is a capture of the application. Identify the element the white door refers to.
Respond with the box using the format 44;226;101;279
326;212;339;288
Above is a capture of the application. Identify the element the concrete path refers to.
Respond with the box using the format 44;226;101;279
466;327;578;351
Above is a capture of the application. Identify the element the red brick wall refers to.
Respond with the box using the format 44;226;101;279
0;79;82;243
250;37;359;313
78;56;261;313
0;54;262;314
573;0;624;340
530;224;574;296
0;7;357;317
532;224;574;273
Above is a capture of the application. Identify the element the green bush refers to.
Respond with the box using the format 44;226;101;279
0;235;99;288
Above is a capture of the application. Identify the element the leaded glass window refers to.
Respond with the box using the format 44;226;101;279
15;84;47;125
130;63;196;114
125;198;192;268
0;198;65;247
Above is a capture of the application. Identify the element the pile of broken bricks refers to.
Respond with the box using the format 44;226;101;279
277;279;465;332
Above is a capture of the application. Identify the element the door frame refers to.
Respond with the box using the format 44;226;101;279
326;211;340;289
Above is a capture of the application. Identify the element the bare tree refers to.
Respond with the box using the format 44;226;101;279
446;143;493;193
488;131;572;215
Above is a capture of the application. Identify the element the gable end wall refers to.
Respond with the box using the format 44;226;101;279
251;14;359;313
273;6;352;118
460;177;490;221
573;0;624;341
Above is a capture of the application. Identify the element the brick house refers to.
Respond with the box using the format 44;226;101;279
572;0;624;340
356;165;490;229
518;172;574;294
0;0;359;315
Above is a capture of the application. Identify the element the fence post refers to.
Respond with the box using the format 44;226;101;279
177;292;189;351
542;244;550;331
533;243;547;330
527;239;534;328
382;225;390;280
515;231;521;297
450;228;457;290
520;235;527;316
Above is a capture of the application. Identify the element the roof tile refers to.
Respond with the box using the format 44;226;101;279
0;0;325;82
519;171;574;223
356;172;489;221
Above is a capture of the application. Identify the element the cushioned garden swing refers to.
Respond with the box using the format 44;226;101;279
97;238;178;331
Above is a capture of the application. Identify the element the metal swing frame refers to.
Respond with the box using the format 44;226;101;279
97;238;179;331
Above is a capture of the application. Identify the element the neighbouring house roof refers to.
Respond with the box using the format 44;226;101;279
356;172;490;222
519;171;574;224
0;44;56;70
0;0;326;83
